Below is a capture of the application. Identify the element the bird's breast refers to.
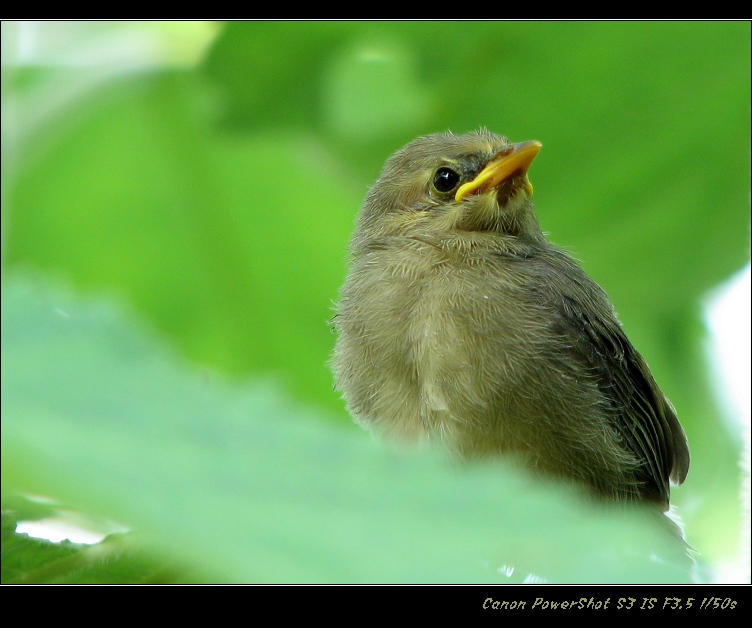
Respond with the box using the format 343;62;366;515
335;239;553;450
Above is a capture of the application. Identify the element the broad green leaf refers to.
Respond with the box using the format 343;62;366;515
2;275;693;583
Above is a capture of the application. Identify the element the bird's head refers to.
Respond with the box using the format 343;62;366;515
352;129;544;249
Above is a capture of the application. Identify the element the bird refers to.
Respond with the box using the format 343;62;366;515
331;128;689;510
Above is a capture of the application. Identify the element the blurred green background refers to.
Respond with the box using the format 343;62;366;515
1;21;749;583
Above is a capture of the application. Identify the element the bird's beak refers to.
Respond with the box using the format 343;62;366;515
455;140;542;202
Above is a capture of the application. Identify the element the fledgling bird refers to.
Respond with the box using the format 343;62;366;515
332;129;689;510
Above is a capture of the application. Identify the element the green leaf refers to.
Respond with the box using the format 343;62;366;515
2;274;693;583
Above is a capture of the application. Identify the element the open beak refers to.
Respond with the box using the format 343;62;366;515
455;140;542;202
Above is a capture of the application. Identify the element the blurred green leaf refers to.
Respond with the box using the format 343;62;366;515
4;71;359;411
2;274;694;583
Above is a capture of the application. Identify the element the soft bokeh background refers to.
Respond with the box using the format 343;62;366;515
1;21;749;583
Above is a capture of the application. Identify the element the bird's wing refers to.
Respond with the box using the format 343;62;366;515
552;264;689;507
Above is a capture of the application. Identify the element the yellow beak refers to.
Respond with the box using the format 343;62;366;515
455;140;542;202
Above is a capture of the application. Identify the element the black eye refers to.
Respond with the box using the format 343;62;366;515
433;167;460;193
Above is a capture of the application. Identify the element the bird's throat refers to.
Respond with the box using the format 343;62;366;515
455;188;540;239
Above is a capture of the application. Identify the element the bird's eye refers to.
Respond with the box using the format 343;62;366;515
432;167;461;194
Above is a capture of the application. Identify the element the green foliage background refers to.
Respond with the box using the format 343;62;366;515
1;21;749;583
